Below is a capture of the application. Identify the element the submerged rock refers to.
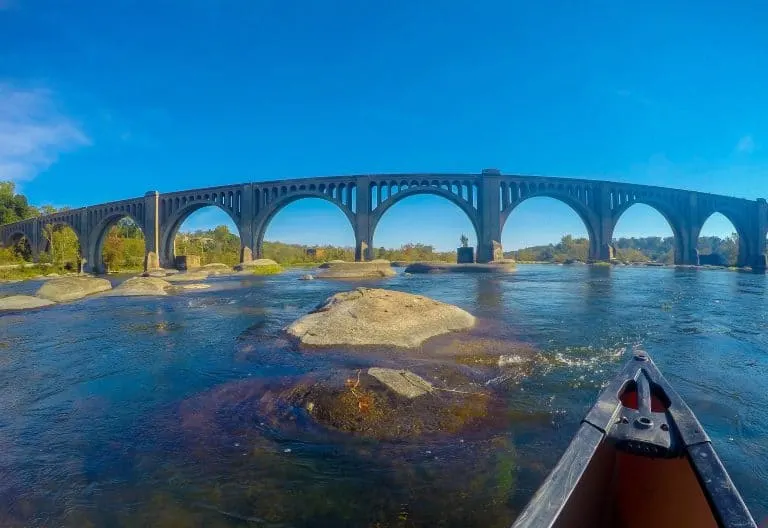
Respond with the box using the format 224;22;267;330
36;276;112;302
285;287;475;348
288;369;499;439
315;261;395;279
0;295;56;311
107;277;172;296
179;283;211;290
299;274;315;280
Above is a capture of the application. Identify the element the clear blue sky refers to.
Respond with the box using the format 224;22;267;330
1;1;766;249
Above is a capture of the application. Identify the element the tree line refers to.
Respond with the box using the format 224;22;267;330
507;233;739;266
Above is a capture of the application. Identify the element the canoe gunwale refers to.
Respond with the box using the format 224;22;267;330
511;350;757;528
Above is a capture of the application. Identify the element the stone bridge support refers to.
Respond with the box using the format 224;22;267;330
353;177;373;261
143;191;161;270
477;170;503;263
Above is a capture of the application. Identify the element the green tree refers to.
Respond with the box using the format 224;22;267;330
0;182;38;224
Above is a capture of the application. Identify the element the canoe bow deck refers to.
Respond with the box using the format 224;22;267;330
512;351;757;528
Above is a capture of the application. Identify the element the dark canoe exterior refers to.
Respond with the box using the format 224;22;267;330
512;351;757;528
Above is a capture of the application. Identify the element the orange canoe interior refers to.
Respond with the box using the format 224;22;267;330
552;442;717;528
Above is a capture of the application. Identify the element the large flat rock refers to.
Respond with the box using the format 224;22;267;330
316;261;395;279
106;276;172;296
164;271;210;283
0;295;56;311
36;276;112;302
285;287;475;348
367;368;433;398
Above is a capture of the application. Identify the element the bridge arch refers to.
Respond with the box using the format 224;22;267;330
160;201;242;268
254;191;357;257
610;201;684;263
5;230;35;261
369;184;481;247
38;220;85;268
87;211;146;273
693;209;749;267
500;192;599;260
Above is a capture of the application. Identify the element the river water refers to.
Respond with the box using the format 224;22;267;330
0;265;766;527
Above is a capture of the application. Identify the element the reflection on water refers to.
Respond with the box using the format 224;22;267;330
0;265;766;526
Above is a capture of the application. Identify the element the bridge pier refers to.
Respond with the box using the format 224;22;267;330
590;188;614;263
354;179;373;262
476;170;504;263
143;191;161;271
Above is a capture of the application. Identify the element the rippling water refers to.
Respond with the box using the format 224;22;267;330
1;265;766;527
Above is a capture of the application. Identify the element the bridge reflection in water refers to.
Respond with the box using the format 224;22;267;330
2;169;767;273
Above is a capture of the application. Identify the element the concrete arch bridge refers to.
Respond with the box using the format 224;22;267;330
2;170;766;272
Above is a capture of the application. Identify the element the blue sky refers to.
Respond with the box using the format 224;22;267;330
1;1;766;249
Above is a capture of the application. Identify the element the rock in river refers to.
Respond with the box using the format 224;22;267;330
106;277;172;296
287;368;500;440
367;367;433;398
36;276;112;302
201;262;231;271
201;262;235;275
315;261;396;279
0;295;56;311
234;259;282;275
285;287;475;348
163;271;210;283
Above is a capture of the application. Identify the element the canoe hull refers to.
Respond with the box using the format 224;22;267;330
512;352;756;528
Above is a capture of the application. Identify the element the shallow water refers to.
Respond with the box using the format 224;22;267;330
0;265;766;526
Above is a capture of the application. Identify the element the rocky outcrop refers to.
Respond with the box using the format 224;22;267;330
106;277;172;296
201;263;233;275
315;261;395;279
164;271;210;283
285;288;475;348
404;262;516;274
0;295;56;311
234;259;282;275
36;276;112;302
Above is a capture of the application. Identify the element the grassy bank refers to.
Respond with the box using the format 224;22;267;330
0;264;65;282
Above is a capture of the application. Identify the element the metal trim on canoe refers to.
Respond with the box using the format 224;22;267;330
512;351;756;528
